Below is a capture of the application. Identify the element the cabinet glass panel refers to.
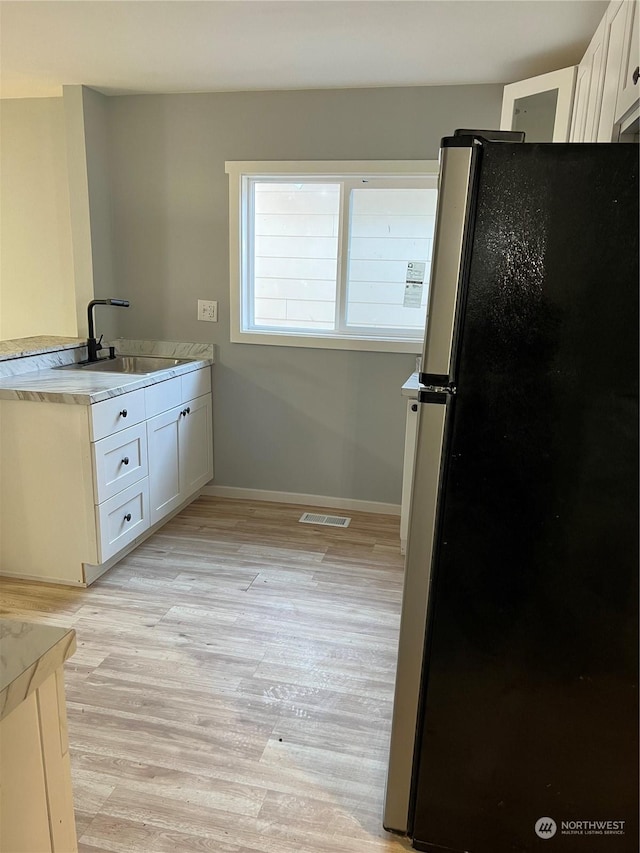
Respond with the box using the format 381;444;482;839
501;67;576;142
512;89;559;142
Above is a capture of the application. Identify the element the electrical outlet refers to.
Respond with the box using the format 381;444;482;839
197;300;218;322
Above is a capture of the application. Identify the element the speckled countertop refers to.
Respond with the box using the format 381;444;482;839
0;620;76;720
0;338;215;405
0;335;85;362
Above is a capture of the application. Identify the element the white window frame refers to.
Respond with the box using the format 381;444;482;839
225;160;439;353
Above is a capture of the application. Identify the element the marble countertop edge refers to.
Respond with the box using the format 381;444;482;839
0;336;86;362
0;357;213;404
0;620;76;720
0;338;215;405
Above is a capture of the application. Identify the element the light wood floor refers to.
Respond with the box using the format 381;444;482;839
1;496;413;853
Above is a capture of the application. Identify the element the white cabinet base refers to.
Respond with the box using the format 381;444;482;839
0;367;213;587
0;669;78;853
82;488;208;586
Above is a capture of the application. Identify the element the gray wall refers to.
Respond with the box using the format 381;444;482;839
106;85;502;504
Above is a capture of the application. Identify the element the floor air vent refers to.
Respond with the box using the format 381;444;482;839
299;512;351;528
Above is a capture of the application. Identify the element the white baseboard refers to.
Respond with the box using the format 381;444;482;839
200;485;400;516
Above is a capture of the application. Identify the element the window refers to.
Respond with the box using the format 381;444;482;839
226;161;439;352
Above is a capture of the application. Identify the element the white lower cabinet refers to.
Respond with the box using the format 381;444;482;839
95;479;150;562
92;422;148;502
0;366;213;585
180;394;214;497
147;394;213;525
147;406;182;523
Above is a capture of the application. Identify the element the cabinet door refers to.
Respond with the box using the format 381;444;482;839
615;0;640;123
179;395;213;499
570;16;607;141
500;67;577;141
570;59;591;141
147;405;183;525
598;0;631;140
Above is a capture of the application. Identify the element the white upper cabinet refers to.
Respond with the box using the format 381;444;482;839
570;15;607;141
500;67;577;142
501;1;638;144
597;0;632;140
614;0;640;126
569;0;638;142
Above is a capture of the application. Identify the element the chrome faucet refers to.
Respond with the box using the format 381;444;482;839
86;299;130;362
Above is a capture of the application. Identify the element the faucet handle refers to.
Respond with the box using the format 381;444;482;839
96;334;104;351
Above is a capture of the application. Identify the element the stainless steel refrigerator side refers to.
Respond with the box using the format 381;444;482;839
383;403;446;833
383;143;475;834
421;145;474;379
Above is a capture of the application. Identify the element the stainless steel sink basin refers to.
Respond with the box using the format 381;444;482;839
59;356;193;374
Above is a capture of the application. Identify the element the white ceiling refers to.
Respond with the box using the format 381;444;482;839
0;0;606;99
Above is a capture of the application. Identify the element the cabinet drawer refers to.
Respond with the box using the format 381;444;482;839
92;423;148;503
90;389;146;441
181;367;211;402
145;376;182;419
95;479;150;563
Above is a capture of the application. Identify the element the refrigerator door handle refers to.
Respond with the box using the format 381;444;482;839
420;143;478;386
419;385;457;405
383;397;449;834
419;390;449;405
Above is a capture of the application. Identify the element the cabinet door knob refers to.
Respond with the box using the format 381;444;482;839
122;456;130;466
120;409;128;418
411;403;418;412
124;513;132;522
633;66;640;86
186;406;191;414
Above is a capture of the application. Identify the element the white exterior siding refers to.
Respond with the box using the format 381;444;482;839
253;182;339;328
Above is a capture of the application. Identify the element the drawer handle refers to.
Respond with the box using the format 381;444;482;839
633;66;640;86
122;456;130;466
119;409;128;418
124;513;132;522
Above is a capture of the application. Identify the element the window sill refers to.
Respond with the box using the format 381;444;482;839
230;328;423;354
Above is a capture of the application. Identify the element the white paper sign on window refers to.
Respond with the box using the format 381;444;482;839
404;261;426;308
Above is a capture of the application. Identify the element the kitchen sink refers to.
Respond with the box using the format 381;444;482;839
58;356;193;374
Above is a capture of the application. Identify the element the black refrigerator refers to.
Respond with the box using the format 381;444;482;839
384;136;639;852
